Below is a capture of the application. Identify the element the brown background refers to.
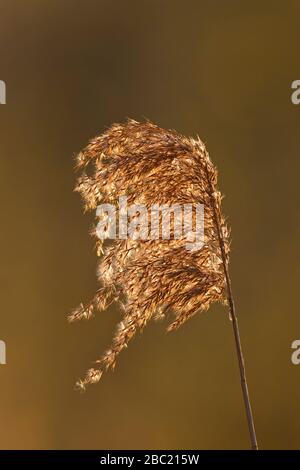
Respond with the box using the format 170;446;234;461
0;0;300;450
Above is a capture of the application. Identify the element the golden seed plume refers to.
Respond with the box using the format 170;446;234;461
70;119;229;390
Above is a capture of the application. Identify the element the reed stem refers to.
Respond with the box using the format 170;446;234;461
218;232;258;450
205;157;258;450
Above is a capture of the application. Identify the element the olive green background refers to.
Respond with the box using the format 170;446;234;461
0;0;300;450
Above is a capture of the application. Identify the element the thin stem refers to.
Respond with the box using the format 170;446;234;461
216;228;258;450
204;157;258;450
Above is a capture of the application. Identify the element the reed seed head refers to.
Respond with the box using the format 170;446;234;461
70;119;229;389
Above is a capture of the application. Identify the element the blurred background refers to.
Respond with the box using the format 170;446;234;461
0;0;300;450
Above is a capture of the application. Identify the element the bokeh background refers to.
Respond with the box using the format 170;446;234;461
0;0;300;450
